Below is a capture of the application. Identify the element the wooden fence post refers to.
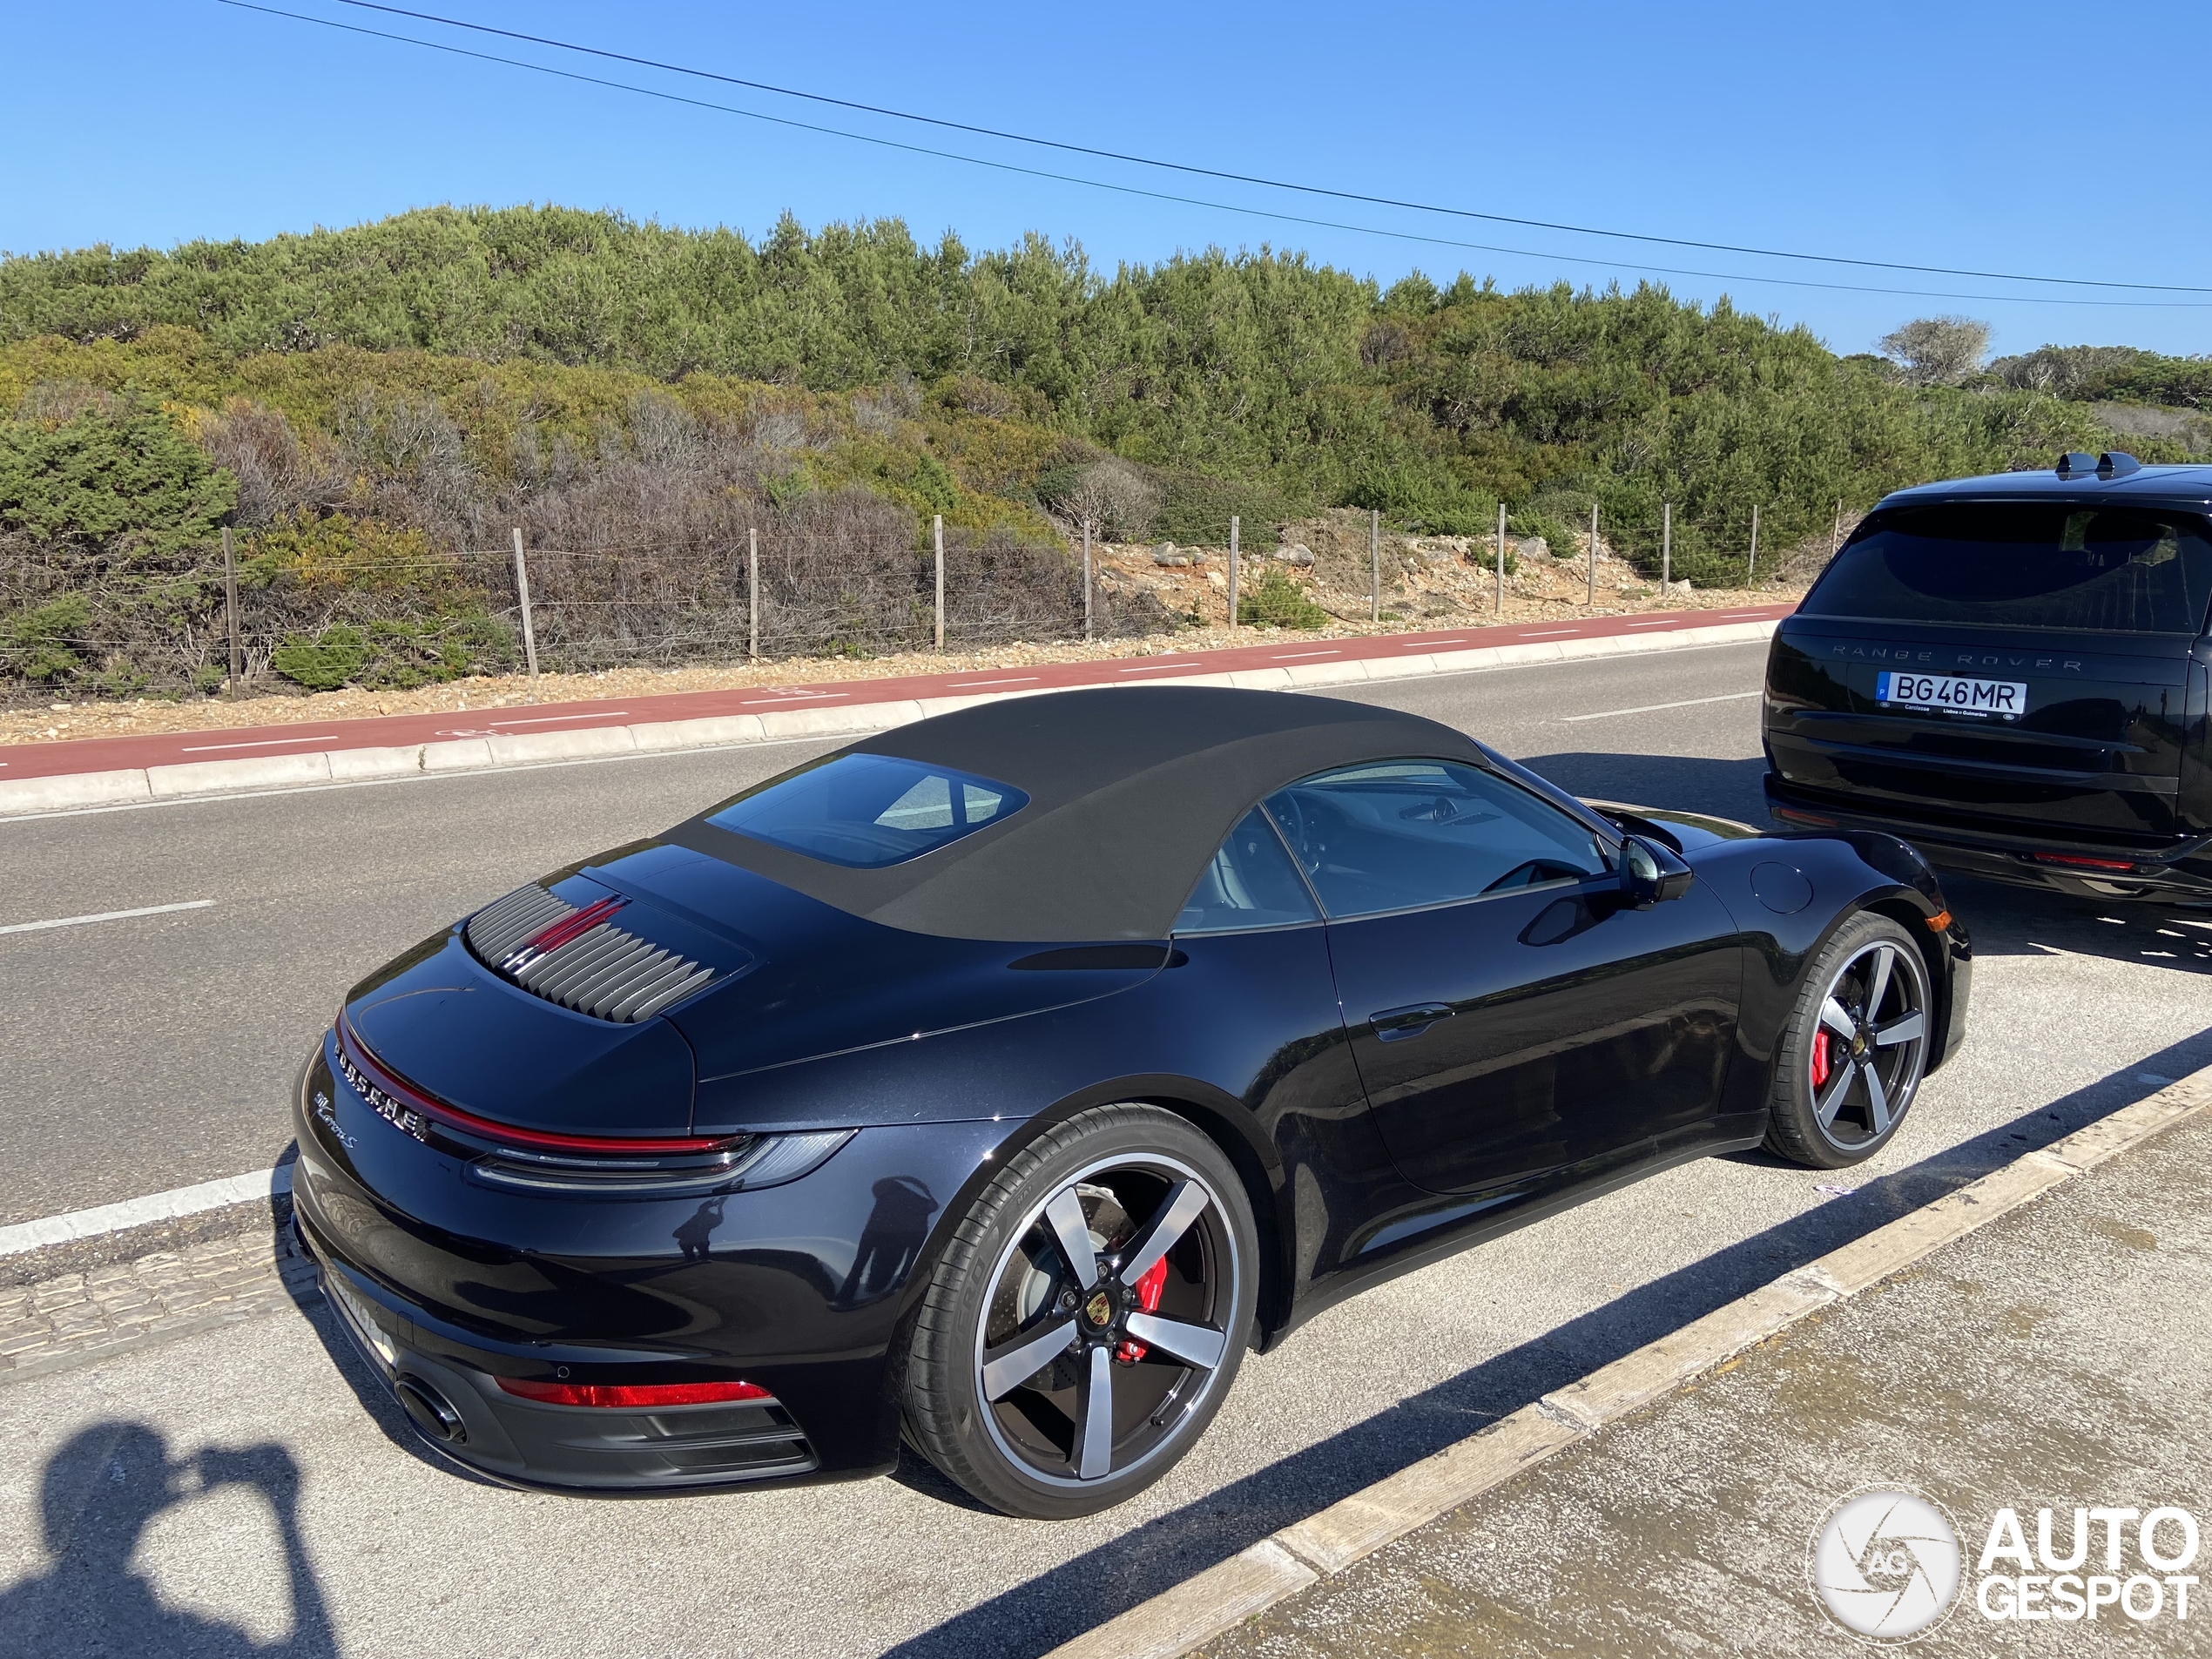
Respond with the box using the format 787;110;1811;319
1587;502;1598;605
221;526;241;692
934;515;945;651
1748;504;1760;583
511;527;540;695
1662;502;1672;592
1228;515;1239;632
1369;509;1380;624
1495;501;1507;613
1082;519;1094;641
748;526;759;660
1832;499;1843;559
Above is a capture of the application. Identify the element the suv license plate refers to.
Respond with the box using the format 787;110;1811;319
1877;671;2027;719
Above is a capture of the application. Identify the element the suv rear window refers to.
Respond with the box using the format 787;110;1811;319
1802;502;2212;635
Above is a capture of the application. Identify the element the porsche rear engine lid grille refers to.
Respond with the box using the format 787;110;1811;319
465;885;717;1023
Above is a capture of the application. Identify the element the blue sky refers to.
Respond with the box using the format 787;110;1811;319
9;0;2211;359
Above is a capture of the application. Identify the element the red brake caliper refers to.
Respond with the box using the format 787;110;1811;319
1811;1027;1832;1090
1116;1256;1170;1364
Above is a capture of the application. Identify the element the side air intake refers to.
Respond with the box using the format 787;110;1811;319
464;885;718;1023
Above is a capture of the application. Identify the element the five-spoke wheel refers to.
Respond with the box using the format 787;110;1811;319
1767;911;1933;1168
903;1105;1257;1518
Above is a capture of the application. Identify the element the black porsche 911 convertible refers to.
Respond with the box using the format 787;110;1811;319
293;685;1970;1517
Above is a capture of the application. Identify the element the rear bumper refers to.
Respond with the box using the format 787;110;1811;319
1764;774;2212;902
290;1033;1007;1494
294;1207;820;1493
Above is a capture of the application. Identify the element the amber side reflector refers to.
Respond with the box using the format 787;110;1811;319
2033;851;2137;873
497;1378;772;1408
1924;910;1952;932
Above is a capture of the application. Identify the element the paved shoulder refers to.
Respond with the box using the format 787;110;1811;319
1197;1113;2212;1657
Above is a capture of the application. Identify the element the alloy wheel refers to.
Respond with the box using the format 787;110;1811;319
971;1154;1239;1488
1808;938;1930;1151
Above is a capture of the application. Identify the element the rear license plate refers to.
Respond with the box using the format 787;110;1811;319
1876;671;2027;720
326;1271;399;1372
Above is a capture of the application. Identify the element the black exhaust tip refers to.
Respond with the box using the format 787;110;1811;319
396;1377;468;1445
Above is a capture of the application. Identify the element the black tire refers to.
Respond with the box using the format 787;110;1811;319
1765;911;1933;1170
900;1103;1258;1519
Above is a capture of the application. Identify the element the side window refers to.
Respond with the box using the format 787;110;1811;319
1263;759;1610;920
1176;808;1322;934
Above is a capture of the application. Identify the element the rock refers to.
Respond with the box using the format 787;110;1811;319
1150;543;1181;565
1205;570;1228;591
1512;536;1550;562
1276;543;1316;567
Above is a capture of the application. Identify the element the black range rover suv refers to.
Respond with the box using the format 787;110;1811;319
1764;452;2212;904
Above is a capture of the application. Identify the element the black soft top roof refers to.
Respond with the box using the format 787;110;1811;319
679;685;1487;941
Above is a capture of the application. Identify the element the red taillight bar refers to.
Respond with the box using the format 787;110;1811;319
496;1378;772;1407
2032;852;2138;873
333;1013;735;1156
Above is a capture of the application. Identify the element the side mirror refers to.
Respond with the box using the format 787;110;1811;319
1622;835;1695;907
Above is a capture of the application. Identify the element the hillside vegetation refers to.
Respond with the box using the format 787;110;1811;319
0;205;2199;699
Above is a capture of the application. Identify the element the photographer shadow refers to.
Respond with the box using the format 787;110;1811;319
0;1421;338;1658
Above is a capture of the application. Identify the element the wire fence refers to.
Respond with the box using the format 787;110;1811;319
0;518;1175;700
2;496;1851;703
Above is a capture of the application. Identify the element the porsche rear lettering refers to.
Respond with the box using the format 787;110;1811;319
334;1045;428;1143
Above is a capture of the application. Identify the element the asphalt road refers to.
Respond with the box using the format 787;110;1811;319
1;641;2209;1657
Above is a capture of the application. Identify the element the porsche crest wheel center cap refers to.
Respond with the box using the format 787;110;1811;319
1082;1290;1116;1329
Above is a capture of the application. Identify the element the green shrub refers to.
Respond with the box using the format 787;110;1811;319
1339;462;1495;536
0;408;233;555
272;624;371;690
1157;473;1291;549
5;593;91;683
1238;567;1327;628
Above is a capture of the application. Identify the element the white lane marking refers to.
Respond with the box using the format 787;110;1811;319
485;711;631;727
0;899;216;936
1718;610;1774;618
738;691;849;705
0;1163;291;1258
1561;690;1764;723
179;734;347;753
1516;628;1582;637
1625;619;1684;628
1117;662;1204;673
1270;651;1341;661
947;677;1040;688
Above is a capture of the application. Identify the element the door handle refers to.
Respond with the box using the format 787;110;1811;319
1370;1003;1455;1042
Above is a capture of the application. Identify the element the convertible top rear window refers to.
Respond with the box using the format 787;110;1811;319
1803;502;2212;634
708;753;1028;868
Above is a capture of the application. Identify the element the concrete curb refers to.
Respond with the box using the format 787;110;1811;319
1042;1066;2212;1659
0;1166;294;1289
0;620;1780;819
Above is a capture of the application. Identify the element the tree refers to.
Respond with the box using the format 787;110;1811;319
1878;316;1992;388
